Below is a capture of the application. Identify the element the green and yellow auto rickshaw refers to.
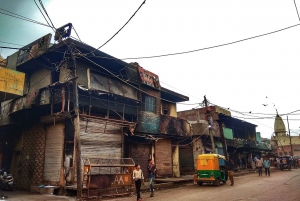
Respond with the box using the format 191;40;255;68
195;154;228;186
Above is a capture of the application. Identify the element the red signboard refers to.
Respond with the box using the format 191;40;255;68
138;67;160;89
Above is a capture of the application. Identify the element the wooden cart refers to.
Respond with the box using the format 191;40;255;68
82;158;135;199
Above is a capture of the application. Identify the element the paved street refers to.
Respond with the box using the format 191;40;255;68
0;169;299;201
109;169;300;201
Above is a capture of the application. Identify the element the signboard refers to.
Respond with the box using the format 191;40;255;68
215;106;231;116
0;67;25;96
17;33;52;66
138;67;160;89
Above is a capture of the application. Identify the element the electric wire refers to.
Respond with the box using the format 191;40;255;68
72;26;82;42
88;0;146;54
294;0;300;22
0;9;51;27
119;23;300;60
38;0;56;29
0;40;23;46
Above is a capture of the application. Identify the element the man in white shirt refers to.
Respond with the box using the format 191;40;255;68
133;164;144;201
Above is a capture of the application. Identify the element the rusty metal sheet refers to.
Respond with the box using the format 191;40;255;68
88;70;138;100
17;34;52;66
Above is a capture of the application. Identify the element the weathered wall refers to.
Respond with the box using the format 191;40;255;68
135;111;160;134
161;101;177;117
155;139;172;177
130;142;152;180
193;137;204;171
28;68;51;93
179;144;194;175
276;136;300;146
160;115;192;136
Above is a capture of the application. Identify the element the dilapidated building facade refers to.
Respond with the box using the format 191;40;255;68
178;106;272;171
0;33;191;192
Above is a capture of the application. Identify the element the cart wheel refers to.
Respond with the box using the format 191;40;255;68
214;179;220;186
197;181;203;186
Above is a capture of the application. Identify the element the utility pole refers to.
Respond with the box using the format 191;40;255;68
70;45;82;199
287;116;294;157
217;120;228;161
204;96;215;153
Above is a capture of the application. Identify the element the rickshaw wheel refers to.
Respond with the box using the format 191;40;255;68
197;181;203;186
214;178;220;186
222;180;227;184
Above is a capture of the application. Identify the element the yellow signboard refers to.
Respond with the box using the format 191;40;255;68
215;106;231;116
0;67;25;96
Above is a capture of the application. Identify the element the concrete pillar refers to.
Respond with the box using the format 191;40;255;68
172;145;180;177
193;136;204;171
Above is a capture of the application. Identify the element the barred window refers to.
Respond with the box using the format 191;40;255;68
144;95;156;113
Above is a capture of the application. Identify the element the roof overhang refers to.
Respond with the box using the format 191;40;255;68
161;87;189;103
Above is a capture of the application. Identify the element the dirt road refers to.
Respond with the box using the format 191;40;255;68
1;169;299;201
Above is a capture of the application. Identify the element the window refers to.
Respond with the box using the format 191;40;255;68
144;95;156;113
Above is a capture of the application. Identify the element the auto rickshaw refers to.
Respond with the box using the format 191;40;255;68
279;156;292;171
195;154;228;186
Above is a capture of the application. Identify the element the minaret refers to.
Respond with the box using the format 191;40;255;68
274;110;286;137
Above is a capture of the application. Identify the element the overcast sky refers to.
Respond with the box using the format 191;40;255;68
1;0;300;138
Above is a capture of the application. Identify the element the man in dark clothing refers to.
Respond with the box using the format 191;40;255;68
227;158;234;186
147;159;156;197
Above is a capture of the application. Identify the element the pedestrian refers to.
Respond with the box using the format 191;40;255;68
133;164;144;201
256;157;263;176
263;158;270;176
147;159;157;197
276;158;280;170
227;158;234;186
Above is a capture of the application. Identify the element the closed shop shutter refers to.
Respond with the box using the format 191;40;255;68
43;123;64;184
179;145;194;175
155;139;172;177
80;120;123;174
130;143;151;180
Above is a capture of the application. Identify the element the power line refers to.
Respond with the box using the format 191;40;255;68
38;0;56;28
72;26;82;42
0;40;23;47
93;0;146;51
34;0;53;30
294;0;300;22
119;23;300;60
0;9;51;27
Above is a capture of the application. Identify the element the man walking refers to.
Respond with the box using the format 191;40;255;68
147;159;156;197
133;164;144;201
263;158;270;176
227;158;234;186
256;157;263;176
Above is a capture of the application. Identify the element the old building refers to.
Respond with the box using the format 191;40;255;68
271;114;300;157
178;106;272;170
0;32;191;192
